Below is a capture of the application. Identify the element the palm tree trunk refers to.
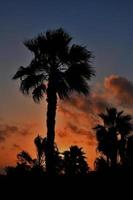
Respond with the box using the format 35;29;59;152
119;137;126;165
111;148;117;168
46;81;57;175
107;156;110;167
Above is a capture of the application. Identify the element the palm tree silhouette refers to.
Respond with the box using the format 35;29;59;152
127;136;133;168
94;125;111;166
17;151;35;167
34;135;44;167
63;146;89;175
13;28;95;174
17;135;45;169
94;107;133;167
94;156;109;172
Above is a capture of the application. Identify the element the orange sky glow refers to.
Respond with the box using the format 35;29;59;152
0;74;133;170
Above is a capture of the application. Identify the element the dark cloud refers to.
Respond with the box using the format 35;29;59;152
57;129;68;138
104;75;133;107
67;122;89;136
60;92;110;117
60;75;133;118
0;123;31;143
58;75;133;147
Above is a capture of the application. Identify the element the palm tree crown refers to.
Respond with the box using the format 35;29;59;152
94;107;133;167
13;28;95;101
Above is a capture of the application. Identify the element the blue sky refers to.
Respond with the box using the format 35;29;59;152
0;0;133;81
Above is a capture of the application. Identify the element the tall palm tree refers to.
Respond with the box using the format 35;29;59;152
94;125;111;166
13;28;95;174
94;107;133;167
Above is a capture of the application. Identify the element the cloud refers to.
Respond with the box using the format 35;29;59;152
58;75;133;148
104;75;133;107
58;96;99;147
60;91;110;118
67;122;87;135
0;146;5;150
12;144;21;150
0;123;31;143
60;75;133;116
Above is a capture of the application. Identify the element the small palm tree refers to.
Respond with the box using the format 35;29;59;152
17;135;45;169
94;156;109;172
63;146;89;175
94;107;133;167
17;151;35;168
13;28;95;174
34;135;44;167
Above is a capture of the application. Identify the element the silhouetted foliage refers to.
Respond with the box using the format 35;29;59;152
94;156;109;172
63;146;89;175
5;135;91;177
6;163;30;177
94;107;133;168
126;136;133;168
34;135;45;167
6;135;46;177
13;28;95;175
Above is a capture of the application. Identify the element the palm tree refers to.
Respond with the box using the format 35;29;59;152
17;151;35;168
34;135;44;167
13;28;95;174
94;107;133;167
94;125;110;166
116;112;133;164
126;136;133;167
63;146;89;175
17;135;45;169
94;156;109;172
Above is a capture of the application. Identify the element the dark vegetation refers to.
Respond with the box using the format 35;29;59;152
4;107;133;179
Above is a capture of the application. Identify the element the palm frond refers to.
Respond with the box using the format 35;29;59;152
29;58;50;74
53;70;70;99
65;70;90;95
64;62;95;95
17;151;33;165
46;28;72;48
56;80;70;99
45;28;72;58
117;114;133;135
69;45;92;63
20;74;45;95
24;37;40;53
12;66;33;80
32;84;46;103
68;62;95;80
99;108;120;127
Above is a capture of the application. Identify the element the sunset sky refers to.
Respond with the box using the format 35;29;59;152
0;0;133;169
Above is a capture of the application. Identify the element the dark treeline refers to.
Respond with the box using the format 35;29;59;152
4;107;133;178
